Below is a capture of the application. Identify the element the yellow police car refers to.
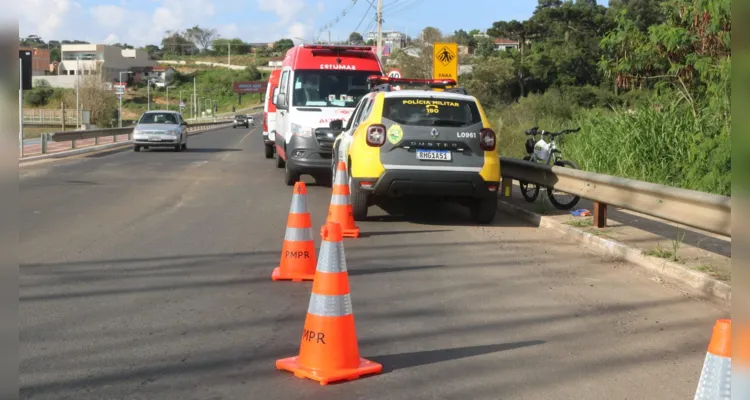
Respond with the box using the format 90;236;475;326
331;76;501;223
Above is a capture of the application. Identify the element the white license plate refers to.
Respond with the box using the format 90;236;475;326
416;149;452;161
148;136;162;141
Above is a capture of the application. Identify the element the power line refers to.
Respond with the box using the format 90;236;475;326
317;0;360;42
353;0;376;34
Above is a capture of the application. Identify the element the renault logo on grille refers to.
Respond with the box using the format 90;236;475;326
430;128;439;138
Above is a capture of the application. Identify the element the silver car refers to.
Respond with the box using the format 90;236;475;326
132;111;188;152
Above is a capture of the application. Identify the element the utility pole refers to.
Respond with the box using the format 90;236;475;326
228;42;231;66
376;0;384;61
328;31;331;45
193;77;197;119
19;58;24;157
76;55;80;128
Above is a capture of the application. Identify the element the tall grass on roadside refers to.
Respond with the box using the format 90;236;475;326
489;90;574;159
564;102;730;196
487;89;730;196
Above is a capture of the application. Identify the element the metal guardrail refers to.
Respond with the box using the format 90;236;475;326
34;120;235;155
499;157;731;238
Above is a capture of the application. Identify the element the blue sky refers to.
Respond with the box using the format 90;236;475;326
17;0;609;46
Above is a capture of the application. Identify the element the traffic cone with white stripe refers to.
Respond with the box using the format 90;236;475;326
321;161;360;238
694;319;731;399
276;221;382;385
272;182;316;282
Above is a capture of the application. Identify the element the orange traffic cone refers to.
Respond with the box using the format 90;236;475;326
694;319;731;399
272;182;316;282
276;221;382;385
321;161;360;238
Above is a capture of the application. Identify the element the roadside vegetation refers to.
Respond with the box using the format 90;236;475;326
392;0;731;196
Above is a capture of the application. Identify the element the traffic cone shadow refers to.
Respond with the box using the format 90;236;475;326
321;161;360;238
276;222;381;385
694;319;731;399
272;182;316;282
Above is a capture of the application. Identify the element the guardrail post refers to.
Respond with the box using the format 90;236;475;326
95;136;99;145
113;133;117;143
501;178;513;197
41;133;48;154
593;201;607;228
71;138;77;149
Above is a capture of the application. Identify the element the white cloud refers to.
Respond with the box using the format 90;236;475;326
287;22;309;42
91;5;126;28
257;0;304;24
217;23;239;38
18;0;72;39
103;33;119;44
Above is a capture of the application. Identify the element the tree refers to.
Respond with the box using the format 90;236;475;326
273;38;295;53
64;68;118;127
20;35;45;47
420;27;443;44
112;43;134;49
450;29;476;48
348;32;364;44
391;47;432;79
474;37;496;58
463;57;517;107
185;25;218;52
161;30;197;57
212;38;251;56
143;45;161;60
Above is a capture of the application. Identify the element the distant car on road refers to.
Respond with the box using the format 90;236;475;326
132;110;188;152
233;114;249;128
245;115;255;125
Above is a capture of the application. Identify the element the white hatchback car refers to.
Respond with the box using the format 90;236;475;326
132;110;188;152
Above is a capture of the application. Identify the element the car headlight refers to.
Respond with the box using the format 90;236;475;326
291;123;314;138
167;130;178;136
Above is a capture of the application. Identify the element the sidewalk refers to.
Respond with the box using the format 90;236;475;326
499;183;731;283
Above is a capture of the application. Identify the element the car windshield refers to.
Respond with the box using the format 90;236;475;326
382;97;482;127
235;115;246;119
291;70;380;108
139;112;178;124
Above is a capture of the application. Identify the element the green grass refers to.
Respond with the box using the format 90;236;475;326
693;265;730;282
565;218;594;228
488;88;730;196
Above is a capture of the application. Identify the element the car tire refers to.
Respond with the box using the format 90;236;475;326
284;163;298;186
471;197;497;224
264;144;273;159
182;142;187;150
134;145;141;152
174;144;181;152
275;147;285;168
350;177;369;221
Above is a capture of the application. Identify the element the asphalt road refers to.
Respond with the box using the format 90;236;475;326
20;124;729;400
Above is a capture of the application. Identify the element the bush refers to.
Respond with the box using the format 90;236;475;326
26;79;54;107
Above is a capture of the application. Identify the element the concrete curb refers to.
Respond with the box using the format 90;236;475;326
496;199;731;303
19;123;235;166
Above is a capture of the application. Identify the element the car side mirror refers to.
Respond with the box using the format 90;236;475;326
273;87;280;105
181;121;188;126
276;92;288;110
329;119;343;130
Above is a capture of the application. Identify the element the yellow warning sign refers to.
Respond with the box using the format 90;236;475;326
433;42;459;84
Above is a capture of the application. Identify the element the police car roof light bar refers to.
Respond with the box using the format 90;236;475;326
367;75;457;89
